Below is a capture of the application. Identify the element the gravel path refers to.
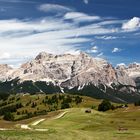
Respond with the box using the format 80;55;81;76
53;111;68;119
32;119;45;126
0;111;68;131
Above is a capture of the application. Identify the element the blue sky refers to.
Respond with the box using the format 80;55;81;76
0;0;140;67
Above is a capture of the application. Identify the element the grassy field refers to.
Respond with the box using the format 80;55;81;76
0;104;140;140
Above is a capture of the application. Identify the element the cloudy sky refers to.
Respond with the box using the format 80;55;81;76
0;0;140;67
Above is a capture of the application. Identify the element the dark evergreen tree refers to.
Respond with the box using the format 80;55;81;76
31;102;37;108
61;102;70;109
75;96;82;104
3;112;14;121
98;100;112;112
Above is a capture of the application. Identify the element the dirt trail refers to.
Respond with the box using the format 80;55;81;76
0;111;68;131
53;111;68;119
32;119;45;126
0;128;12;131
20;111;68;131
31;111;68;126
20;124;31;130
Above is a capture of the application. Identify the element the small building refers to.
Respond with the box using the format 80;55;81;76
85;109;91;113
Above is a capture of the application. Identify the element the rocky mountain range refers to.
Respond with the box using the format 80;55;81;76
0;52;140;103
116;63;140;87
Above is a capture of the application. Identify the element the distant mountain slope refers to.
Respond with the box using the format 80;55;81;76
117;63;140;88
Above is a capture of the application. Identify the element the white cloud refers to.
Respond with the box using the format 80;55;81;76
65;49;81;55
116;63;127;69
97;52;103;57
112;48;121;53
38;4;72;14
91;46;98;53
0;0;36;3
0;12;122;66
86;46;99;53
0;18;74;33
83;0;89;4
117;63;126;67
95;36;117;40
122;17;140;30
64;12;101;22
0;52;11;59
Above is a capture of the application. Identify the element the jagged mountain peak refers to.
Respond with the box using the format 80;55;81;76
116;63;127;70
35;51;54;60
116;62;140;78
128;62;140;69
18;52;107;82
0;52;136;88
0;64;13;81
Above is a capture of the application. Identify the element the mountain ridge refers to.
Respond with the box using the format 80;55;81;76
0;52;140;103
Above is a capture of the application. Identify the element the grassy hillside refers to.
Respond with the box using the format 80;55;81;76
0;105;139;140
0;94;101;121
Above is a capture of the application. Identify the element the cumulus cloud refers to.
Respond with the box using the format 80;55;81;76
112;48;121;53
64;12;101;23
122;17;140;30
38;4;72;14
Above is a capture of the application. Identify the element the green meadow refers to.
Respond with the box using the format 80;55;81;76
0;96;139;140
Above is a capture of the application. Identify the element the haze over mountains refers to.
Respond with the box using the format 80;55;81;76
0;52;140;103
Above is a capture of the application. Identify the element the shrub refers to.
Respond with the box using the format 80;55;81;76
16;97;20;101
45;96;48;100
16;103;23;109
0;105;17;115
31;102;37;108
134;100;140;106
3;112;14;121
17;111;20;115
61;102;70;109
125;104;128;107
27;112;33;117
91;105;96;109
98;100;112;112
75;96;82;104
111;105;116;110
58;95;64;100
